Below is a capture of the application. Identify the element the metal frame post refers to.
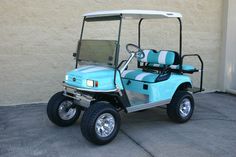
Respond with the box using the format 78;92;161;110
137;18;143;68
114;15;122;86
75;17;86;68
177;17;183;71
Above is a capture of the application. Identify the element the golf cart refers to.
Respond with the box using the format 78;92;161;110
47;10;204;145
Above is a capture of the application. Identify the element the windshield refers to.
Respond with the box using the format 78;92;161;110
78;39;117;66
77;19;120;67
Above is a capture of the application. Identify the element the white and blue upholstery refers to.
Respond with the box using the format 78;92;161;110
121;69;167;83
138;50;176;65
139;49;197;73
122;49;197;82
170;65;196;72
122;49;175;82
149;63;197;73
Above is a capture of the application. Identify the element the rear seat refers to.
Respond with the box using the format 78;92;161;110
149;63;197;73
121;50;175;83
121;49;198;82
144;49;198;74
140;49;176;65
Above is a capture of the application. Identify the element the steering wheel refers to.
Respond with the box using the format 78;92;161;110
126;43;145;59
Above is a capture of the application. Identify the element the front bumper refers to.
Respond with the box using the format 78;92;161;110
62;82;119;108
63;83;94;108
63;82;118;93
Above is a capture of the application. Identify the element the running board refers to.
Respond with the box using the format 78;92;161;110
126;99;171;113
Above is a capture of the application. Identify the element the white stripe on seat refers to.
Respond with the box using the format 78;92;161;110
121;70;135;77
140;50;149;62
152;64;161;67
81;67;110;73
158;50;168;64
170;65;178;69
135;73;152;81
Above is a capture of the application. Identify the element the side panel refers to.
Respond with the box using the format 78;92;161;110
122;73;192;103
148;74;191;102
122;79;150;95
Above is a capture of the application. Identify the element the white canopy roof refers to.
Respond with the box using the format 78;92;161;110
83;10;182;19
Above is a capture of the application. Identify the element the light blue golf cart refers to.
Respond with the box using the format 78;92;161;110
47;10;204;145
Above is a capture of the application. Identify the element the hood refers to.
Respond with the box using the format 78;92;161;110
64;65;123;90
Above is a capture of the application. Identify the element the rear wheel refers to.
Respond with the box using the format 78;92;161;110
81;101;120;145
167;91;194;123
47;91;81;127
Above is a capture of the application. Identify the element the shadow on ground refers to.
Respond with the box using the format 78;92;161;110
0;93;236;157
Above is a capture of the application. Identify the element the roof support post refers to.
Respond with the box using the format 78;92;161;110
114;15;122;86
177;17;182;57
137;18;143;68
177;17;183;71
138;18;143;47
75;17;86;68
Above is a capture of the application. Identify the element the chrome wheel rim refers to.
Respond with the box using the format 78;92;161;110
95;113;115;138
58;100;76;120
179;98;191;118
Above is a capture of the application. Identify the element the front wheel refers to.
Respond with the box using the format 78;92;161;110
81;101;120;145
167;91;194;123
47;91;81;127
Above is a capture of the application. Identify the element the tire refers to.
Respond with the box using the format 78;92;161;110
81;101;120;145
167;91;194;123
47;91;81;127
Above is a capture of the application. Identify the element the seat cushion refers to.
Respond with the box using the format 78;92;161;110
138;50;176;65
149;63;197;73
121;69;166;83
170;64;196;72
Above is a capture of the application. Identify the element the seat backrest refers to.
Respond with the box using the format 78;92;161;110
138;49;176;66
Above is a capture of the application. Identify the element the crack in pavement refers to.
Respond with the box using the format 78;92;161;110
120;129;155;157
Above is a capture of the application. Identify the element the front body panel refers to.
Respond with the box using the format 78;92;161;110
64;65;123;91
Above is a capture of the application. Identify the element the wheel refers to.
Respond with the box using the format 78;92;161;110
47;91;81;127
167;91;194;123
81;101;120;145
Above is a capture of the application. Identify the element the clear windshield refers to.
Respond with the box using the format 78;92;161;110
78;39;117;66
77;20;120;67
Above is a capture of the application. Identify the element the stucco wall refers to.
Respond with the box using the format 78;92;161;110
222;0;236;92
0;0;223;105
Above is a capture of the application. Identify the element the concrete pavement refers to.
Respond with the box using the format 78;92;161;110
0;92;236;157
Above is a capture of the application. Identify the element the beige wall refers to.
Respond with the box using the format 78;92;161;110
220;0;236;94
0;0;224;105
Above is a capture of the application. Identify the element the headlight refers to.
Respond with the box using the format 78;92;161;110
86;80;94;87
65;75;69;81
